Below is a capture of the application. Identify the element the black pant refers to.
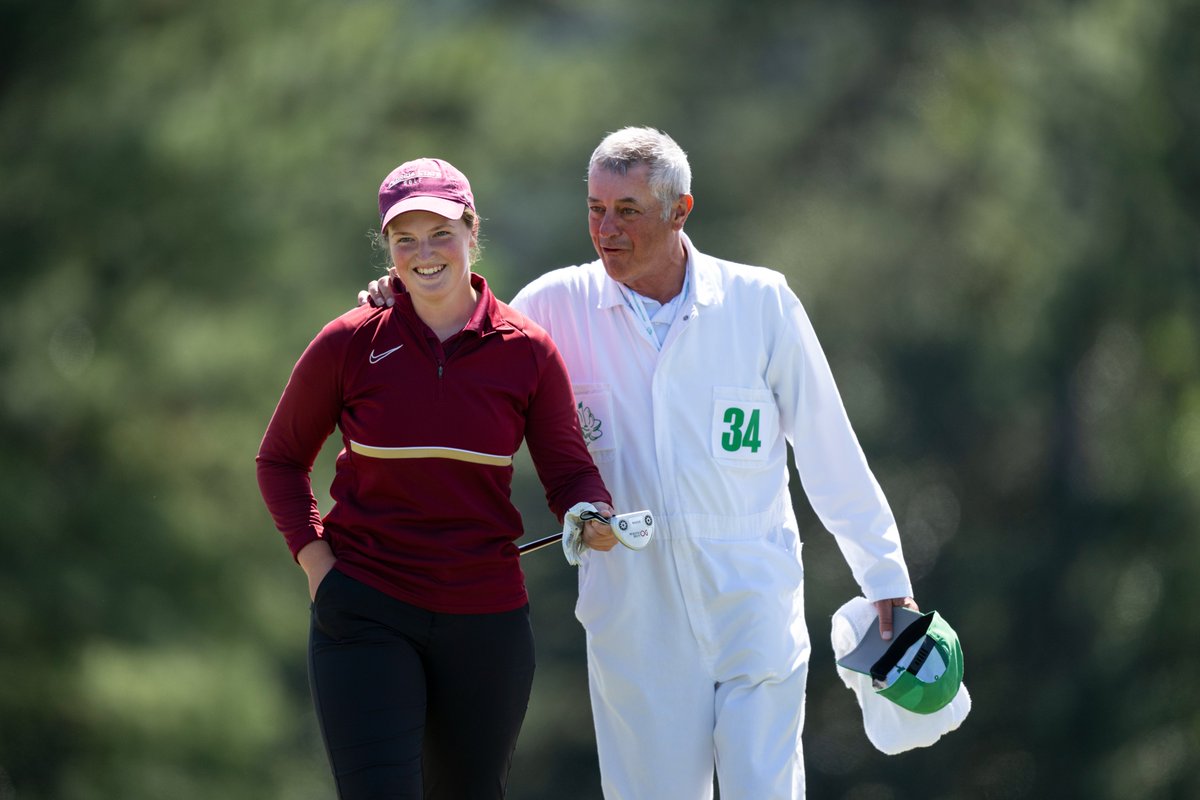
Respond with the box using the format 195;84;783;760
308;568;536;799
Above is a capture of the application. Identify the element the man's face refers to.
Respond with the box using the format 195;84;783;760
587;163;689;299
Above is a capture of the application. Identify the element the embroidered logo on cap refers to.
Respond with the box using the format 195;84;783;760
386;168;442;189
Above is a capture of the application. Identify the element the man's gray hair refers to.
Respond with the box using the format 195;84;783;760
589;127;692;219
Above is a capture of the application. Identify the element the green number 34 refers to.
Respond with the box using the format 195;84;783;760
721;406;763;453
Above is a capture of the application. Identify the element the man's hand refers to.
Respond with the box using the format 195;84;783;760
357;276;396;308
873;596;920;641
582;501;617;552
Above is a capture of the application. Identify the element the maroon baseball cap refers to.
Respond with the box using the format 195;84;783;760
378;158;475;232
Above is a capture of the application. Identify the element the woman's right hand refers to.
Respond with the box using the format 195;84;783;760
297;540;338;601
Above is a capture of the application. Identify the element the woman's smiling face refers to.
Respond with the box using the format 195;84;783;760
385;210;475;310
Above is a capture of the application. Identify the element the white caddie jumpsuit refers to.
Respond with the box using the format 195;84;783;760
511;235;913;800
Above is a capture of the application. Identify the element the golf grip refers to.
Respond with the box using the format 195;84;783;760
518;533;563;555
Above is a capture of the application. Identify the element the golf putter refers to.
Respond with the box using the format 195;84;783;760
518;509;656;555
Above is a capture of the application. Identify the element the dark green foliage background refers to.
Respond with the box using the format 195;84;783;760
2;1;1198;797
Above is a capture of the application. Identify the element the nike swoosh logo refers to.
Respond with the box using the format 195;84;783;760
368;344;404;364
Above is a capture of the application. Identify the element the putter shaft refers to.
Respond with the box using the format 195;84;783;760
517;533;563;555
518;511;609;555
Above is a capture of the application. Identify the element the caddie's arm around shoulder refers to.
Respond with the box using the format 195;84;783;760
357;276;396;308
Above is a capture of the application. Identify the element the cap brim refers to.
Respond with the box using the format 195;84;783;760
835;606;924;676
381;196;467;231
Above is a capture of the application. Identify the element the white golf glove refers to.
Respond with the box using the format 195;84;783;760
561;502;598;566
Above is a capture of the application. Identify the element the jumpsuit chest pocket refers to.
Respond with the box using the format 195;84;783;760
710;386;778;465
572;384;616;464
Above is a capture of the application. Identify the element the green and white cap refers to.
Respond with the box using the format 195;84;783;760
832;597;970;754
841;605;963;714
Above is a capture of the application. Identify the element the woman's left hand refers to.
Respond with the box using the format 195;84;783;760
582;501;618;552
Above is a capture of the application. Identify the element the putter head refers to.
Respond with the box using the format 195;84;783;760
610;510;654;551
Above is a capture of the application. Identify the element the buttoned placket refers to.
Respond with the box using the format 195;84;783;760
651;297;721;666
